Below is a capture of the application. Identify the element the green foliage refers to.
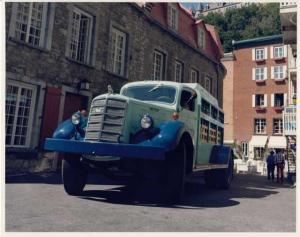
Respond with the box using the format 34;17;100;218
199;3;281;52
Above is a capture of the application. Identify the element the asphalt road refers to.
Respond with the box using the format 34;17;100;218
5;172;296;232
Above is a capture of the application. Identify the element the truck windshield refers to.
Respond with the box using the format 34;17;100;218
122;85;176;104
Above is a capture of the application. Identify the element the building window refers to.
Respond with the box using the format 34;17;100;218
152;50;165;80
255;94;265;107
204;75;212;94
167;4;178;31
273;118;283;135
254;118;266;134
11;2;48;47
274;46;284;59
242;141;249;158
6;82;36;147
255;67;266;81
255;48;265;60
273;66;285;80
174;61;183;82
111;27;127;76
254;147;264;160
198;28;205;49
69;7;94;64
274;93;284;107
190;69;198;83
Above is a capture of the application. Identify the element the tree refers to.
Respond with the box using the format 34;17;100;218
199;3;281;52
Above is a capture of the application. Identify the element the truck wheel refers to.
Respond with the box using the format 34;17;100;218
62;155;87;195
204;170;216;188
161;139;186;204
216;155;234;190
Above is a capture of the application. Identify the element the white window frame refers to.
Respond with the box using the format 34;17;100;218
254;118;267;134
167;4;178;31
152;50;164;81
273;118;283;135
9;2;48;48
198;28;205;49
111;27;127;76
273;46;284;59
204;75;212;94
254;67;267;81
68;7;93;64
242;141;249;158
190;69;198;83
255;48;265;61
174;60;183;82
5;81;37;148
273;66;284;80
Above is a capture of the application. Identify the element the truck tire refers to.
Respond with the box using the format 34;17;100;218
204;170;216;188
161;139;186;204
62;155;87;195
215;155;234;190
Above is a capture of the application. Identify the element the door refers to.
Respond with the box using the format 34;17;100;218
62;92;88;121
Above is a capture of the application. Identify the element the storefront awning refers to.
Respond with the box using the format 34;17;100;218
268;136;287;149
249;136;268;147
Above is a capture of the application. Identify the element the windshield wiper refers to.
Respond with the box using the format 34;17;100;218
148;84;163;93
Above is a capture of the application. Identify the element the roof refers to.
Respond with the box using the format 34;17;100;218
233;35;283;49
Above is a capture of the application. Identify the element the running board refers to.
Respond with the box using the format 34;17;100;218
193;163;228;171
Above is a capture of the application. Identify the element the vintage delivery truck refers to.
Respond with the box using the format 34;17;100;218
44;81;234;203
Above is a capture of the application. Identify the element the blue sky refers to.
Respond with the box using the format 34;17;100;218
181;2;203;10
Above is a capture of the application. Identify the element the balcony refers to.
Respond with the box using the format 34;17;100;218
283;105;296;136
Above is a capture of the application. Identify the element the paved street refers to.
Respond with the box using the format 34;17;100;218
6;172;295;232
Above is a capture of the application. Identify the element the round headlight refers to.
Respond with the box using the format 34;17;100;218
71;113;81;125
140;115;153;129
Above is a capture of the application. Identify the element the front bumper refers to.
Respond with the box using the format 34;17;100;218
44;138;168;160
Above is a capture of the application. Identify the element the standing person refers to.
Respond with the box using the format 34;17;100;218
275;150;285;184
266;151;275;181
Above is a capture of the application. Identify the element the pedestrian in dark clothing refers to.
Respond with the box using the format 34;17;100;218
266;151;275;181
275;151;285;184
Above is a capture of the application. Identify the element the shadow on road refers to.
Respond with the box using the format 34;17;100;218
6;172;293;209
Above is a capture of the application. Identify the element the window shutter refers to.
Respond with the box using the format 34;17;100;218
264;47;268;60
271;66;274;79
283;65;287;78
271;94;274;107
264;94;267;107
167;4;172;26
252;68;256;80
252;95;255;107
284;45;288;58
264;67;268;80
252;49;255;61
284;93;287;106
270;46;273;59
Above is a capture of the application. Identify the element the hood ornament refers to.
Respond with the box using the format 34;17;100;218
107;85;114;94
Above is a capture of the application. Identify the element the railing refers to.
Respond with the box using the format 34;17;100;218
283;105;296;136
280;2;297;8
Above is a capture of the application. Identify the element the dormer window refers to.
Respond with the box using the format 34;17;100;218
198;28;205;49
167;4;178;31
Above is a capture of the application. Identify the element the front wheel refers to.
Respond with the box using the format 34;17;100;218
62;155;88;195
161;140;186;204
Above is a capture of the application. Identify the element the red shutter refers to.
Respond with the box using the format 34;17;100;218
39;87;61;148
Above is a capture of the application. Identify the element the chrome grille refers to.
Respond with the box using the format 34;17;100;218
85;98;126;143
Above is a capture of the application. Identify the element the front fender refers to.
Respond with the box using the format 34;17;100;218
53;117;87;140
138;120;187;151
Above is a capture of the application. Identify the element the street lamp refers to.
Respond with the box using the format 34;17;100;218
78;79;90;91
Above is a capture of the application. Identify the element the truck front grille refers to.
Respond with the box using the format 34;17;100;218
85;97;126;143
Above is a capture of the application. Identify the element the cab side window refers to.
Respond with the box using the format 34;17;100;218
180;90;196;111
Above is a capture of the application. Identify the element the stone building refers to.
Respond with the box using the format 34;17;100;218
222;35;289;163
5;2;225;170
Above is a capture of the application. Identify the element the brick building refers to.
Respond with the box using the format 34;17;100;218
222;35;288;160
5;2;225;167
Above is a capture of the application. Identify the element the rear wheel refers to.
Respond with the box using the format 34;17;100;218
62;155;87;195
215;155;234;189
161;139;186;204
